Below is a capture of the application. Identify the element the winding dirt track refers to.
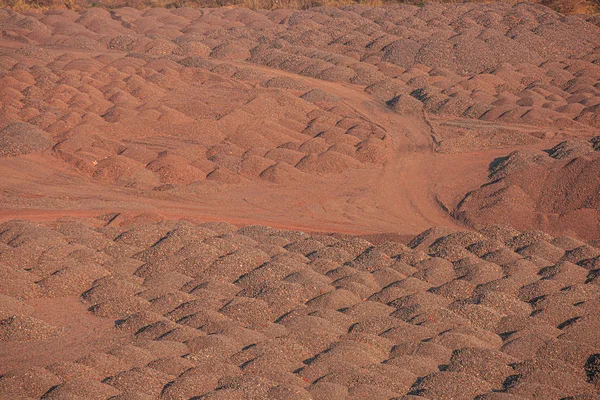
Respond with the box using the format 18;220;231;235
0;57;493;235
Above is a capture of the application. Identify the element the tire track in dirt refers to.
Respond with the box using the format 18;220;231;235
237;61;465;232
0;56;493;236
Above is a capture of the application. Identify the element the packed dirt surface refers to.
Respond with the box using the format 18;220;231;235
1;2;600;399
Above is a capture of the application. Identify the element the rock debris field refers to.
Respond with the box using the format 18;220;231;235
0;2;600;399
1;217;600;399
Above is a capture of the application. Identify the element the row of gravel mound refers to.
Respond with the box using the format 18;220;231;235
0;216;599;399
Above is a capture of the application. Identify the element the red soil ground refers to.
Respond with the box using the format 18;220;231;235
0;3;599;399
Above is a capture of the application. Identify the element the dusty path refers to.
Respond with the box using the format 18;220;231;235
0;58;499;235
239;60;469;232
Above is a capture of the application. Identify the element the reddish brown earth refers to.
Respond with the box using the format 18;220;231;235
455;137;600;242
0;3;599;399
1;218;600;399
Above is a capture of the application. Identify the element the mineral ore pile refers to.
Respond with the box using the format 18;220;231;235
0;3;599;399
